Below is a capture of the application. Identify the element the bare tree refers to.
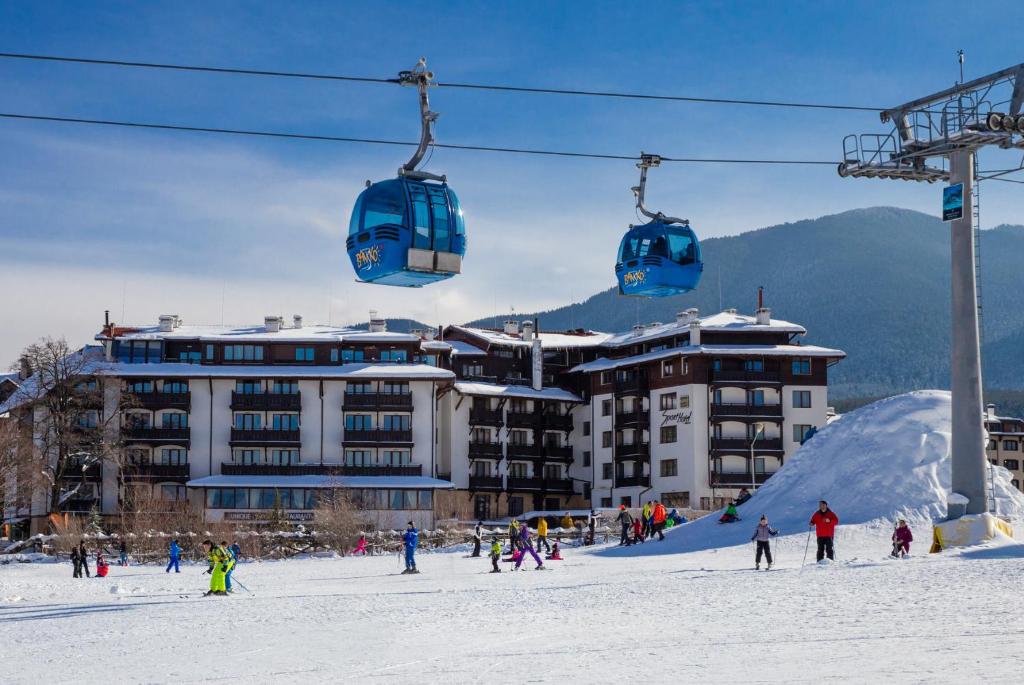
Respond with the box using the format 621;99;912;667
314;488;370;554
7;338;131;528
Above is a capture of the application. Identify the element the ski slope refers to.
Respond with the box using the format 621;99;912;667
3;529;1024;684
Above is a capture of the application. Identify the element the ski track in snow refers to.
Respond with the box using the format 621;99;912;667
3;525;1024;684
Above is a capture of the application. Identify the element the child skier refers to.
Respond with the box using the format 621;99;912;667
631;517;644;545
118;540;128;567
96;551;109;578
402;521;419;574
719;501;740;524
202;539;231;596
514;519;546;571
546;542;563;561
750;515;779;570
352;534;368;556
891;519;913;558
166;539;181;573
489;536;502;573
220;541;236;593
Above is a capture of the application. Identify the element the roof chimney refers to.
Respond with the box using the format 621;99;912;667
265;316;282;333
757;285;764;310
368;310;387;333
756;307;771;325
987;403;996;420
531;321;543;391
18;355;32;381
631;324;645;338
503;320;519;336
725;308;737;315
293;314;303;329
522;321;534;342
688;319;701;346
158;315;177;333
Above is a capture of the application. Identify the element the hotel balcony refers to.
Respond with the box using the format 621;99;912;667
710;403;783;420
469;408;504;427
468;441;503;459
615;411;649;428
121;463;191;482
507;411;543;429
343;392;413;411
710;370;782;386
229;428;301;446
468;474;504;491
710;471;775;486
220;463;422;477
122;426;191;445
230;392;302;411
614;474;651;488
710;437;784;453
614;442;650;460
543;414;574;432
614;376;648;397
506;443;543;459
130;391;191;411
342;429;413;445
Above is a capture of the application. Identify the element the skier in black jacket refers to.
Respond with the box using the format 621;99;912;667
616;505;633;545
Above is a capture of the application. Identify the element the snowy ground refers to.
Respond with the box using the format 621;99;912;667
4;524;1024;684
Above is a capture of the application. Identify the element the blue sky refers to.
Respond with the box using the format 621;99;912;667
2;1;1023;365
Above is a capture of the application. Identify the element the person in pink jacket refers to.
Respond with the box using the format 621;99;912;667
891;520;913;558
351;535;368;556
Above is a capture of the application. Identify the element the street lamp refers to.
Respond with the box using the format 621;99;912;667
749;422;765;492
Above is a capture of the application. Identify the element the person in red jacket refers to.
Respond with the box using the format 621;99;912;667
651;501;668;541
809;500;839;561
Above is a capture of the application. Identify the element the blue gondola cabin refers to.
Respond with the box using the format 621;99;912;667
615;221;703;297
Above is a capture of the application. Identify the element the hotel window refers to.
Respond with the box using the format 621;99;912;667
508;462;527;478
792;391;812;408
601;399;612;416
602;431;612;448
1003;440;1019;451
380;349;408;362
271;414;299;430
600;371;614;385
382;381;410;395
163;380;188;393
472;460;492;477
295;347;315;362
346;382;373;395
270;449;299;465
178;350;200;364
127;380;154;393
345;415;373;431
744;359;764;372
712;358;722;371
381;415;410;431
793;424;813;443
224;344;264;362
754;458;767;474
543;464;562;480
582;450;591;467
660;393;676;410
272;380;298;395
582;421;591;437
509;430;529;446
159;448;187;466
345;449;374;466
508;496;524;518
602;463;613;480
713;389;723;404
509;398;528;413
660;425;677;444
330;348;339;363
236;380;262;395
234;414;261;430
474;495;490;520
464;363;484;376
161;413;187;429
660;459;678;477
1003;459;1020;470
662;360;674;377
988;439;998;450
748;389;765;406
206;344;215;361
342;348;365;362
233;449;260;465
471;427;491;443
160;484;187;501
679;395;690;409
792;358;812;375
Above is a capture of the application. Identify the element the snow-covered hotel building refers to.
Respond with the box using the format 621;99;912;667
2;306;844;534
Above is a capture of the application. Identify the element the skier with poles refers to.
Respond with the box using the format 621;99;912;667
402;521;420;574
513;519;546;571
202;539;231;596
118;540;128;567
488;535;502;573
166;538;181;573
220;541;237;593
471;521;483;557
809;500;839;562
70;543;82;578
750;515;779;570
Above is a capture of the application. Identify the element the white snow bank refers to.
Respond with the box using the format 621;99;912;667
600;390;1024;556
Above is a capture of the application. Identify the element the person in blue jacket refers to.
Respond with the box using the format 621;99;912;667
166;539;181;573
402;521;419;574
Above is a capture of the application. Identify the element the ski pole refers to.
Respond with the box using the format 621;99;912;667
231;576;254;596
800;528;812;571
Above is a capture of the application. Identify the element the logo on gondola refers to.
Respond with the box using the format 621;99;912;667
355;244;383;271
623;269;647;287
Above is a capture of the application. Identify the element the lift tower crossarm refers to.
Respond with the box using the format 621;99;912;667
881;63;1024;123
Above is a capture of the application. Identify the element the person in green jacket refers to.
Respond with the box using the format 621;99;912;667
489;536;502;573
202;539;231;596
719;501;740;524
641;501;653;538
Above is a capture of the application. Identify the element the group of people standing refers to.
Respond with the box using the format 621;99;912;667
616;501;670;545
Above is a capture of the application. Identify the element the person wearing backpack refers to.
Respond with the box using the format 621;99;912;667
750;515;779;570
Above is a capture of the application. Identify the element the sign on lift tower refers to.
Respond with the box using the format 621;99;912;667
839;59;1024;545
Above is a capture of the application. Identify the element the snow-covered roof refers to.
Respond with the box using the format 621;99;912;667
0;372;18;386
570;344;846;373
186;475;455;489
448;325;612;350
98;323;420;344
446;339;487;357
454;381;583;403
602;311;805;348
420;340;452;352
109;362;454;380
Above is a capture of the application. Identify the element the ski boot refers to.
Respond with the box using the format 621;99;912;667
755;563;760;570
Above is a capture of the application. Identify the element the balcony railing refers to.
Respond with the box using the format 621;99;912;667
506;476;545;491
614;376;648;395
542;478;575;494
506;443;542;459
231;392;302;411
615;411;649;428
468;441;503;458
343;429;413;444
220;463;422;477
122;426;191;443
62;461;102;481
543;414;574;431
60;496;100;513
130;391;191;410
614;442;650;460
543;445;573;460
343;392;413;410
710;370;782;385
229;428;301;445
507;412;542;429
710;471;774;486
469;475;504;490
614;475;651;488
710;403;783;418
710;437;784;452
469;408;504;426
122;463;191;480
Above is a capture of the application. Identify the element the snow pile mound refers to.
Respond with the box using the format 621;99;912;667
600;390;1024;556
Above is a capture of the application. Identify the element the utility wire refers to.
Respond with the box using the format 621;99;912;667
0;112;840;165
0;51;882;112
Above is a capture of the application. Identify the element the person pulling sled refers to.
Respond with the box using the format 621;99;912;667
750;515;779;570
